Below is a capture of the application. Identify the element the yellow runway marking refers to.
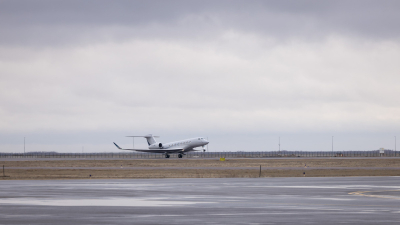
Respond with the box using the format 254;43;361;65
349;190;400;200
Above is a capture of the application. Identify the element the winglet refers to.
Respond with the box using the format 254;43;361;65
113;142;122;149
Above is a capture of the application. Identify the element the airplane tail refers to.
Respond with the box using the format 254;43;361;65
144;134;157;146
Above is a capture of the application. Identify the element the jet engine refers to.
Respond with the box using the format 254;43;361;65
158;143;163;149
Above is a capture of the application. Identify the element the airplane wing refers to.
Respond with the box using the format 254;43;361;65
113;142;184;153
135;149;185;153
182;148;197;152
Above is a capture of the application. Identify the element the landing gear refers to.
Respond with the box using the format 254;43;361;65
165;154;170;158
178;154;183;158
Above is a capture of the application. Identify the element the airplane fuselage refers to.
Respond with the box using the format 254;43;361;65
148;137;208;151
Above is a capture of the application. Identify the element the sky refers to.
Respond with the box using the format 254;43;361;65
0;0;399;153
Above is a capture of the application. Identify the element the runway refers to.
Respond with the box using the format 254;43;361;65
0;177;399;224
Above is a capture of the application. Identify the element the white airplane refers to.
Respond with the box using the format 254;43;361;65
113;134;209;158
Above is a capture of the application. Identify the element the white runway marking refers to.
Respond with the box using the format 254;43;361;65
0;197;213;207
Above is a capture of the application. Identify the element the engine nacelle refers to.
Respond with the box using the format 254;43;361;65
158;143;163;149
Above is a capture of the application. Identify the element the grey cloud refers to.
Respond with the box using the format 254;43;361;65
1;0;400;47
1;1;400;153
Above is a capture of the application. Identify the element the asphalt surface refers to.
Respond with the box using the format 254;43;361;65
0;177;399;224
5;166;400;170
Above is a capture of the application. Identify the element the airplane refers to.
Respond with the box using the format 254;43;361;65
113;134;209;158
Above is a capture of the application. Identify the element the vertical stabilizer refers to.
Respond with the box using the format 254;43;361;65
144;134;157;146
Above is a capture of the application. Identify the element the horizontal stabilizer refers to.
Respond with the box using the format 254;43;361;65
126;135;160;138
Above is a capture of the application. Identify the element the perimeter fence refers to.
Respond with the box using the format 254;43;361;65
0;150;398;159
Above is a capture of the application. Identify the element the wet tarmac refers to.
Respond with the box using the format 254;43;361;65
6;166;400;170
0;177;399;224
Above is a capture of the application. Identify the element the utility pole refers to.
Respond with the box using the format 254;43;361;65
395;136;397;157
279;137;280;152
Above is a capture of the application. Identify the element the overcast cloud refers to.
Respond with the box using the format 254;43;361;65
0;0;399;152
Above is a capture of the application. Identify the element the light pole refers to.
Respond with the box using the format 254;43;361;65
24;137;25;154
332;136;334;153
395;136;397;157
